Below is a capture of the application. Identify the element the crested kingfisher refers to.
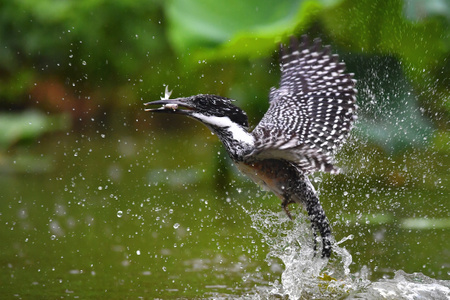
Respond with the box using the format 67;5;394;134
145;36;357;258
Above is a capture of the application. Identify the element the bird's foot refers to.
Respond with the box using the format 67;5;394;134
281;200;293;220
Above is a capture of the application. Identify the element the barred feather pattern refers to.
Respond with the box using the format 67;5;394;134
250;36;357;174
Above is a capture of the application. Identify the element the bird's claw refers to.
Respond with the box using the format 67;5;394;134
281;200;293;220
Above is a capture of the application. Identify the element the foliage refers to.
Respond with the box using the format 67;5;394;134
351;55;435;153
0;0;166;105
0;110;69;150
0;0;448;152
165;0;337;59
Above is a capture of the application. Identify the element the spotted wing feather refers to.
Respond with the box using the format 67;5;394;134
251;36;357;174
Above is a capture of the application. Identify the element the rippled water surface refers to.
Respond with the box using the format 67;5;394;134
1;127;449;299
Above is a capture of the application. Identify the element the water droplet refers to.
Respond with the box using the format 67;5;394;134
173;223;180;229
117;210;123;218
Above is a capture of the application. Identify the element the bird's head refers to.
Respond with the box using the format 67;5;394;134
144;94;249;130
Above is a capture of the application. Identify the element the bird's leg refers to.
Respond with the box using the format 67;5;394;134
281;198;294;220
284;193;330;257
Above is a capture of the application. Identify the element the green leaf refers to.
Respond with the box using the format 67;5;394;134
403;0;450;21
165;0;340;61
353;55;435;153
320;0;449;117
0;110;69;150
401;218;450;229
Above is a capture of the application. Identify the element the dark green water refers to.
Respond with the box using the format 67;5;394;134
1;120;449;298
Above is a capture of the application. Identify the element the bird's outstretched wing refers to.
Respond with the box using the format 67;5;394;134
250;36;357;174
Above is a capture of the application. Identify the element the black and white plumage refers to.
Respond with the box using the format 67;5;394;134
252;36;357;174
145;36;357;258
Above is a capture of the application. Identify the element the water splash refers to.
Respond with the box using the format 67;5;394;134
245;208;369;299
240;208;450;299
349;271;450;299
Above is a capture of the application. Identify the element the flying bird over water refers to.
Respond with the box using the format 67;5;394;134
145;36;357;257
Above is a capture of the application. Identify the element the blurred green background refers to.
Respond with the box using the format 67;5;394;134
0;0;449;298
0;0;449;148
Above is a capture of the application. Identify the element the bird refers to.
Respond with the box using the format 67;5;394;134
145;35;357;258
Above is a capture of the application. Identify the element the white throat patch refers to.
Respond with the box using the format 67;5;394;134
191;113;254;146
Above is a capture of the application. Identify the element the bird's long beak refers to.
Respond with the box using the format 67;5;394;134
144;98;193;114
